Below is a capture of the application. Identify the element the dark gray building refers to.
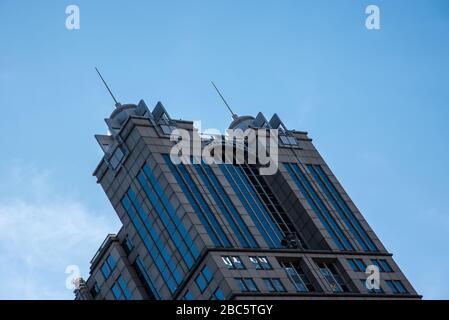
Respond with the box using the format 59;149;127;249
75;99;419;300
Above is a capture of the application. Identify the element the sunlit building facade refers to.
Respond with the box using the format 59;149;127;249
75;100;419;300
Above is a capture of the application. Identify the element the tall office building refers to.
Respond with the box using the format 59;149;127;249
75;99;419;300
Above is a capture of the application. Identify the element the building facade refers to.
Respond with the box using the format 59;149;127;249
75;99;419;300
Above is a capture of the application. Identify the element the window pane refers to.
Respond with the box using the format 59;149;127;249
195;274;207;292
318;263;344;293
124;236;134;254
110;147;124;170
101;263;111;279
379;259;393;272
371;259;383;272
202;265;212;283
259;257;272;270
117;276;133;300
263;279;275;292
272;278;286;292
183;291;193;300
235;278;247;292
285;164;352;250
222;256;234;269
347;259;359;272
244;278;259;292
232;256;245;269
386;280;399;294
355;259;366;272
280;135;290;145
213;288;225;300
107;255;117;269
394;281;407;294
249;257;261;269
111;284;123;300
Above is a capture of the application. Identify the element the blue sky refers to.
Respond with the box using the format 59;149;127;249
0;0;448;299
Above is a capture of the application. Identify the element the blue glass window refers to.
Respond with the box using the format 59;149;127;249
285;163;353;251
347;258;366;272
221;256;234;269
263;278;285;292
111;276;133;300
235;278;258;292
281;261;314;292
347;259;359;272
393;281;407;294
194;161;258;248
101;254;116;279
249;256;271;270
212;288;225;300
163;155;230;247
121;191;178;294
123;236;134;254
219;163;283;248
361;280;383;294
109;146;125;170
371;259;382;270
221;256;245;269
272;278;286;292
202;265;212;283
258;256;272;270
126;189;183;284
195;265;213;293
386;280;407;294
307;165;378;252
101;263;111;279
139;163;200;269
183;290;193;300
107;255;116;269
249;257;262;270
134;256;161;300
386;280;397;293
90;282;101;298
235;278;247;292
195;274;207;293
111;283;123;300
371;259;392;272
355;259;366;272
263;278;275;292
379;259;393;272
235;278;259;292
117;276;133;300
244;278;259;292
317;261;349;293
231;256;245;269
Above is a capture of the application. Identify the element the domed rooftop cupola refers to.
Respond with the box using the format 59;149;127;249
228;115;255;130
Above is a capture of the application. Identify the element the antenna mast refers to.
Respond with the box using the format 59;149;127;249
211;81;238;120
95;67;121;107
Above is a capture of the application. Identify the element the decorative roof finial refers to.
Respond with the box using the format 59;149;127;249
95;67;121;108
211;81;238;120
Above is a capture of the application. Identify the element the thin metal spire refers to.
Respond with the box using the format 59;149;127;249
211;81;238;120
95;67;120;107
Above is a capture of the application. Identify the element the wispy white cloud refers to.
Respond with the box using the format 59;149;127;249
0;164;120;299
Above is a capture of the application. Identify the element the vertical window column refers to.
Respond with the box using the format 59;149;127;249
194;161;259;248
138;163;200;269
285;163;353;251
121;190;179;294
163;154;230;248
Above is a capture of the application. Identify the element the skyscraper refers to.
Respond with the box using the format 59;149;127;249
75;99;419;300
